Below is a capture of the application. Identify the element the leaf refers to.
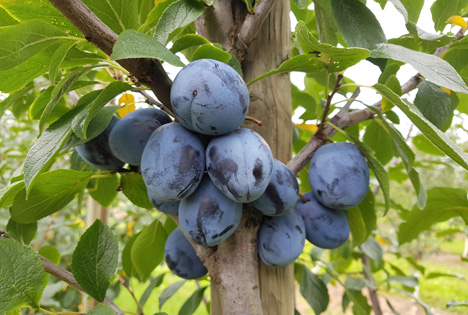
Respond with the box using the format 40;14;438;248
170;34;210;53
363;120;395;165
71;81;132;139
347;206;367;247
414;81;455;131
159;280;186;309
361;237;383;265
139;0;177;34
72;219;119;302
442;36;468;73
120;173;154;209
178;286;208;315
0;6;19;26
131;219;168;281
388;275;418;288
140;274;165;307
122;232;140;278
0;181;25;208
89;174;119;207
344;276;367;291
327;123;390;214
6;218;37;245
0;20;71;71
117;93;136;117
11;170;94;223
0;238;47;312
426;272;465;280
154;0;205;44
331;0;387;49
314;0;338;45
447;15;468;29
49;41;78;84
298;264;329;314
191;44;231;63
87;303;117;315
373;84;468;170
400;0;424;23
447;301;468;309
412;134;444;156
348;190;375;246
371;44;468;94
398;187;468;244
388;0;409;23
381;74;402;112
395;289;433;315
431;0;468;31
111;29;184;66
82;0;139;34
38;246;61;265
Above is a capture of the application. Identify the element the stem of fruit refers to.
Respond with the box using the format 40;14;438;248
245;116;264;126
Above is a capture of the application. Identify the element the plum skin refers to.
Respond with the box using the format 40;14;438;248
206;128;274;203
75;116;124;170
295;191;350;249
164;228;207;279
108;108;171;166
257;209;305;267
179;176;242;247
170;59;249;136
141;122;205;201
308;142;369;210
250;159;299;216
147;190;179;215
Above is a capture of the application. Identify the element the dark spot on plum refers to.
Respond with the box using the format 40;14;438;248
212;224;235;239
193;90;197;97
317;190;323;196
285;232;291;239
276;170;284;185
210;125;217;130
264;184;284;214
262;242;273;252
252;158;263;185
165;254;177;271
295;225;303;234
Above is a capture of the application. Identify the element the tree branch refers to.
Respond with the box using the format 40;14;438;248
48;0;173;110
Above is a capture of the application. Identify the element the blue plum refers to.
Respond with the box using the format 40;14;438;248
250;159;299;216
308;142;369;210
164;228;207;279
170;59;249;136
75;116;125;170
179;176;242;247
206;128;274;203
109;108;171;166
147;191;179;215
141;122;205;201
257;209;305;267
295;192;350;249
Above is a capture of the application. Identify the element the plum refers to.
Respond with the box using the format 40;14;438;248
170;59;249;136
295;192;350;249
108;108;171;166
147;190;179;215
308;142;369;210
257;209;305;267
179;176;242;247
141;122;205;201
250;159;299;216
206;128;274;203
75;116;125;170
164;228;207;279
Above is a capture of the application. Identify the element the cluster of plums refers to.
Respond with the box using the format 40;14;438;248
75;59;370;280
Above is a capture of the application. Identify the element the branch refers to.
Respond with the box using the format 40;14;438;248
287;28;466;175
0;232;124;315
48;0;173;110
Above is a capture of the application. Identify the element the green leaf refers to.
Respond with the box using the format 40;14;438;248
49;41;78;84
347;206;367;247
87;303;117;315
71;81;132;139
381;74;402;112
0;6;19;26
443;36;468;70
414;81;455;131
0;238;47;312
89;174;119;207
159;280;186;309
111;29;184;67
327;123;390;214
361;237;383;265
131;219;168;281
314;0;338;45
363;120;395;165
373;84;468;170
431;0;468;31
400;0;424;23
82;0;139;34
38;246;61;265
412;134;444;156
6;218;37;245
371;44;468;94
398;187;468;244
191;44;231;63
140;274;165;307
293;0;309;9
39;69;90;133
447;301;468;309
295;21;371;71
0;20;71;71
406;22;454;52
11;170;94;223
388;0;409;22
331;0;387;49
0;181;25;208
72;219;119;302
388;275;418;288
178;286;208;315
426;272;465;280
344;276;368;291
348;190;376;246
139;0;177;34
121;173;154;209
154;0;205;44
298;264;329;314
395;289;433;315
170;34;210;53
122;232;140;278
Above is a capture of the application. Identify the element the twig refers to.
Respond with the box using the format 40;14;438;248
196;280;209;307
48;0;173;110
139;90;175;117
116;274;144;315
362;255;383;315
316;73;343;135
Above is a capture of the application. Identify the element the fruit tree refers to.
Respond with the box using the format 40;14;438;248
1;0;468;314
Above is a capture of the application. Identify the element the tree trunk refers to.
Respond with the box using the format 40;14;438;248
196;0;293;313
